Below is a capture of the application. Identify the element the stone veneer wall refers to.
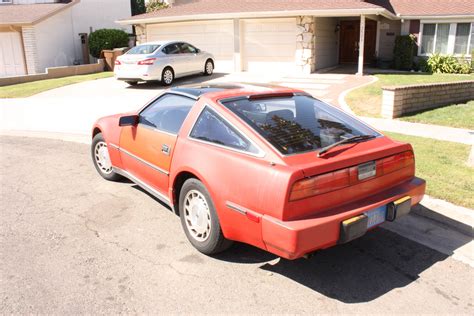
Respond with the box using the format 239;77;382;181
296;16;315;74
381;81;474;118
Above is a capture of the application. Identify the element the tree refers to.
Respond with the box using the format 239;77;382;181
146;0;169;13
88;29;129;58
131;0;146;16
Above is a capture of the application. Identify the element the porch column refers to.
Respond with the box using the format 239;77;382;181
357;15;365;75
233;18;242;72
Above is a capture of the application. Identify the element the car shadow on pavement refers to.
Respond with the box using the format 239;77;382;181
258;228;448;303
124;72;228;90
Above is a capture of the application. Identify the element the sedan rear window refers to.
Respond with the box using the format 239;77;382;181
222;95;380;155
127;44;160;55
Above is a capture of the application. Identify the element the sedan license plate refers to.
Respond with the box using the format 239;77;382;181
365;205;387;228
358;161;376;180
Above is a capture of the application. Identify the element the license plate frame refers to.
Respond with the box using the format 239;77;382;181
358;161;376;180
365;205;387;228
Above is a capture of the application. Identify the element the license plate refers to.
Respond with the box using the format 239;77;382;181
358;161;376;180
365;205;387;228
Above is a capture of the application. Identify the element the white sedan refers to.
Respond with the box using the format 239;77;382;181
114;41;215;86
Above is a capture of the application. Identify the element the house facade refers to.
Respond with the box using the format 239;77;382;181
118;0;474;75
0;0;132;77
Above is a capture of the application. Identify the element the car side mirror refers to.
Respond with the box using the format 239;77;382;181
119;115;139;127
196;49;200;53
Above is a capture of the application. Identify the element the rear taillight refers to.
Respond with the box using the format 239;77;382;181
137;58;156;65
114;60;121;65
382;151;414;174
289;151;414;201
290;169;350;201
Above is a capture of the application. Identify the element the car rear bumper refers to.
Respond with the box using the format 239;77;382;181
261;177;426;260
114;65;162;81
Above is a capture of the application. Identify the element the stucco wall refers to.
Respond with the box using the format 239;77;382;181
314;17;339;70
377;17;401;61
34;7;75;71
71;0;132;64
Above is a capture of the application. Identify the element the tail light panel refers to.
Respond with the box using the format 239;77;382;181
137;58;156;65
289;151;415;201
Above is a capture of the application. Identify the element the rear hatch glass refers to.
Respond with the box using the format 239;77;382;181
222;95;380;155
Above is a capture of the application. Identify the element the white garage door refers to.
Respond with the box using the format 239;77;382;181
242;18;297;74
147;20;234;73
0;32;26;77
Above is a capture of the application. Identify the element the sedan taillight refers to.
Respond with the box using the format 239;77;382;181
137;58;156;65
114;60;121;65
289;151;414;201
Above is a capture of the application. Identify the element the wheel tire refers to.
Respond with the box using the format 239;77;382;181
91;133;122;181
179;178;233;255
204;60;213;76
161;67;174;86
125;81;138;86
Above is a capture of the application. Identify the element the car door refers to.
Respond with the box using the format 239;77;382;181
119;93;195;198
179;43;203;73
162;43;187;76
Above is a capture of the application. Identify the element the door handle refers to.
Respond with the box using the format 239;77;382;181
161;144;170;155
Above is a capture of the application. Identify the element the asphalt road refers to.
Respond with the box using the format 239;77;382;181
1;136;473;314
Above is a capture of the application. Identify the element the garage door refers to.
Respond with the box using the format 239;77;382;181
242;18;297;73
0;32;26;77
147;20;234;73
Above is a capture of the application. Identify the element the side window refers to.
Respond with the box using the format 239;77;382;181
139;94;195;134
190;108;259;154
180;43;197;54
163;43;180;55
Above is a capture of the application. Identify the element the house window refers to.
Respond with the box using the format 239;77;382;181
0;0;13;3
420;22;473;55
454;23;471;54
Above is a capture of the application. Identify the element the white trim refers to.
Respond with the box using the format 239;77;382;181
401;16;474;21
117;8;394;25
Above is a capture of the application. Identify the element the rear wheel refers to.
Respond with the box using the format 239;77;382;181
91;133;122;181
204;60;213;76
125;81;138;86
179;178;232;255
161;67;174;86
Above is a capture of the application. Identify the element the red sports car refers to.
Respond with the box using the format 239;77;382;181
91;84;425;260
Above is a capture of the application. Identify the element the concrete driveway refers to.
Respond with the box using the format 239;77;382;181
1;136;473;314
0;71;373;138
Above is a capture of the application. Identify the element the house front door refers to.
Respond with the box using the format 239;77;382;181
339;19;377;64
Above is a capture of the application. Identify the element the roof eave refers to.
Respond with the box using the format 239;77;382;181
117;8;397;25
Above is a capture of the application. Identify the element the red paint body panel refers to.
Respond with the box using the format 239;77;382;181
92;85;426;260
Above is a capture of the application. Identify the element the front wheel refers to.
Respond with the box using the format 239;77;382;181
91;133;122;181
179;178;232;255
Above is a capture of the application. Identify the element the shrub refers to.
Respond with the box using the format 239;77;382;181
88;29;129;58
146;0;169;13
393;34;416;70
427;53;472;74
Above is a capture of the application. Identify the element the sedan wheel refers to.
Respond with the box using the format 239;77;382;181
204;60;213;75
162;68;174;85
179;178;233;255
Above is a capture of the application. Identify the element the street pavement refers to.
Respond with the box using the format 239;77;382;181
1;136;473;314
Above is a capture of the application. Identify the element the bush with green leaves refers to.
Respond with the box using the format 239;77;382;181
393;34;416;70
146;0;169;13
426;53;471;74
88;29;129;58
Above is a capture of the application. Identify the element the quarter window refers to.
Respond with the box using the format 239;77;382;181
190;108;259;154
139;94;195;134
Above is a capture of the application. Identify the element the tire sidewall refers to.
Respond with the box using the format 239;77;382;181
91;133;120;181
179;179;222;254
162;67;174;85
205;60;213;75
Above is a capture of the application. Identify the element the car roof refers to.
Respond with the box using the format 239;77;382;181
139;40;188;46
170;83;305;100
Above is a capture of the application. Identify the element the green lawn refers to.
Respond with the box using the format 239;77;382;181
385;132;474;209
0;72;114;98
398;101;474;130
346;73;474;118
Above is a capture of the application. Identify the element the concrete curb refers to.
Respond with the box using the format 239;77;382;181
412;196;474;238
338;75;379;115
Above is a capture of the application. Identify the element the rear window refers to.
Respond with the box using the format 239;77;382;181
222;95;380;155
127;44;160;55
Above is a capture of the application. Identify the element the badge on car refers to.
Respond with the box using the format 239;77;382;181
358;161;376;180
